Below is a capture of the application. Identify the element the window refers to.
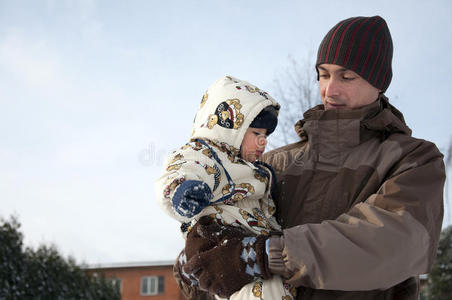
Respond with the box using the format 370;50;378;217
141;276;164;296
110;278;122;294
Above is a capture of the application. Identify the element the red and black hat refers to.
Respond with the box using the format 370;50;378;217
316;16;393;92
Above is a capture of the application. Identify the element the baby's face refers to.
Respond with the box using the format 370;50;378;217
241;128;267;162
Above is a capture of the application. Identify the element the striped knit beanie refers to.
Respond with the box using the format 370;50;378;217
316;16;393;92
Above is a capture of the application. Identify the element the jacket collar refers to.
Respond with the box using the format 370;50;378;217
294;95;412;151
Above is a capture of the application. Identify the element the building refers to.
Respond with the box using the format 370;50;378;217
85;260;185;300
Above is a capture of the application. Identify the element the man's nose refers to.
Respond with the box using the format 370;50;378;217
325;77;340;98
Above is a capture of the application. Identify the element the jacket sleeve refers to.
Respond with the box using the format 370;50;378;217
155;142;221;223
268;141;445;291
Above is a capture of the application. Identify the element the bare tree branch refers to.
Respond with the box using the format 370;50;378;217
268;54;321;149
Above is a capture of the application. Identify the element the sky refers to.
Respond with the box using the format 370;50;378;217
1;0;451;265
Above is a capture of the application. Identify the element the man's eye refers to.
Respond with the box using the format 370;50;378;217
343;74;356;80
319;74;329;78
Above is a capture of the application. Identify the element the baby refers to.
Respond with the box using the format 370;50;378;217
156;76;295;300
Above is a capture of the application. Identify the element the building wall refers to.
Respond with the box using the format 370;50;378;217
88;265;184;300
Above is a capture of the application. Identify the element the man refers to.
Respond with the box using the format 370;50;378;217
175;16;445;299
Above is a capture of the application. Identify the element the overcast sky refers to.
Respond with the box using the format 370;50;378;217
1;0;451;265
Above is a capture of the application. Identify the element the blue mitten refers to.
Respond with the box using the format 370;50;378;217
172;180;213;218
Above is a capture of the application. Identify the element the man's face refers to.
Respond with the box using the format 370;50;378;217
318;64;380;110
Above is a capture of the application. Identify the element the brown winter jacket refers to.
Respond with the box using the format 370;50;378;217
264;95;445;299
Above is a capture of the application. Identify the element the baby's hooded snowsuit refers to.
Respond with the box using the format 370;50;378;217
156;76;295;300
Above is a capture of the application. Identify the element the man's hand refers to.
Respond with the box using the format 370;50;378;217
183;220;271;298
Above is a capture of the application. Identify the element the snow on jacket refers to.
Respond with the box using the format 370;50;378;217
155;75;282;234
263;95;445;300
